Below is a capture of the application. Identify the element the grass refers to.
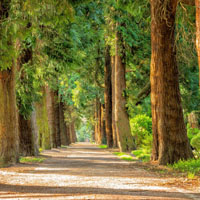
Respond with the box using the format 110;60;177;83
113;152;136;161
132;149;151;162
168;158;200;177
20;156;46;164
99;145;108;149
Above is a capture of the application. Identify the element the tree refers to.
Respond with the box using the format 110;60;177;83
150;0;193;164
0;0;19;166
104;46;113;147
114;22;136;152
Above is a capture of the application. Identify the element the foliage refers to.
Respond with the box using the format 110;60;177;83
113;152;136;161
76;121;93;142
169;159;200;175
130;114;152;150
191;133;200;153
187;124;200;143
99;145;108;149
20;156;45;163
132;149;150;162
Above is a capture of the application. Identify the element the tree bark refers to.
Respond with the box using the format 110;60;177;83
196;0;200;88
104;46;113;147
111;56;118;147
31;109;39;155
0;1;19;166
46;86;61;148
0;67;19;166
150;0;193;164
18;114;35;156
101;104;106;144
59;102;70;146
35;88;51;150
115;26;136;152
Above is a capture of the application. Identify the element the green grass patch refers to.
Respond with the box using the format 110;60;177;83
168;158;200;176
61;145;68;148
113;152;136;161
99;145;108;149
20;156;46;164
132;149;151;162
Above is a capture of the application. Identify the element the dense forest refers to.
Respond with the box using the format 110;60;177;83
0;0;200;168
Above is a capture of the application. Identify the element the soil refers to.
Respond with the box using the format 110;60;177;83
0;142;200;200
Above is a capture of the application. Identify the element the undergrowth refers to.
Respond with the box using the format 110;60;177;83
20;157;46;163
168;158;200;178
113;152;136;161
99;145;108;149
132;149;151;162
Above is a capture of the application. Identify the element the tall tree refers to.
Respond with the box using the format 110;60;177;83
0;0;19;166
104;46;113;147
196;0;200;87
150;0;193;164
114;23;136;152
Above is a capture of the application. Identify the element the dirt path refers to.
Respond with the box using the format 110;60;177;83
0;143;200;200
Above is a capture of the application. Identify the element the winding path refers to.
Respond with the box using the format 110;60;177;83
0;143;199;199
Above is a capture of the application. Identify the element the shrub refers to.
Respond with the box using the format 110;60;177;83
130;114;152;150
191;133;200;152
169;158;200;175
187;124;200;143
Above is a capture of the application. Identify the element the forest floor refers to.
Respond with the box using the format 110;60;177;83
0;143;200;200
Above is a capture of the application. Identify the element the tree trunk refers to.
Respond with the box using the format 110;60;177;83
97;102;102;144
35;88;51;150
104;46;113;147
59;102;70;146
150;0;193;164
196;0;200;88
46;86;58;148
31;109;39;156
0;67;19;166
18;114;35;156
54;91;61;147
111;56;118;147
115;26;136;152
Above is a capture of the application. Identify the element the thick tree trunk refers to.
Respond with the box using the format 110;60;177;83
0;67;19;166
35;88;51;150
196;0;200;88
104;46;113;147
150;0;193;164
19;114;35;156
31;109;39;155
59;102;70;146
115;27;136;152
46;86;59;148
111;56;118;147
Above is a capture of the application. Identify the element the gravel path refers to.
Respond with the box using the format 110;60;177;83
0;142;200;200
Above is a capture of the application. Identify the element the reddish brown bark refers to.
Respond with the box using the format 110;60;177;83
111;56;118;147
0;67;19;166
59;102;70;146
196;0;200;88
35;88;51;150
150;0;193;164
115;26;136;152
104;46;113;147
45;87;61;148
18;114;35;156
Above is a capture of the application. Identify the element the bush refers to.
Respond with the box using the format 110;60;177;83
132;149;151;162
191;133;200;152
169;158;200;175
130;114;152;150
187;124;200;143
